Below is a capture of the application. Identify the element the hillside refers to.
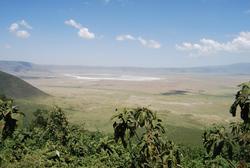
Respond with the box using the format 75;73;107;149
0;70;48;98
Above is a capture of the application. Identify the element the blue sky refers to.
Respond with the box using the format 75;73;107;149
0;0;250;67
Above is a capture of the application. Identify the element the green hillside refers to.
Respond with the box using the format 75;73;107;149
0;70;48;98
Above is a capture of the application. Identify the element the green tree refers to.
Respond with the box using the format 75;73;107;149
203;81;250;168
0;96;24;140
203;125;234;160
112;107;181;168
230;82;250;123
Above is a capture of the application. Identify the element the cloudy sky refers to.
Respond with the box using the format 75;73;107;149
0;0;250;67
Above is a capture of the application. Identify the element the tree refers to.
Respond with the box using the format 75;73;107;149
230;82;250;164
203;81;250;168
230;82;250;123
0;97;24;140
112;107;181;168
203;125;234;160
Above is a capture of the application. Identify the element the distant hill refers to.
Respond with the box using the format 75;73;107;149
173;63;250;74
0;60;249;75
0;70;48;99
45;62;250;75
0;61;34;73
0;61;49;76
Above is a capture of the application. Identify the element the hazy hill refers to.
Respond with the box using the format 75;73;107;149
172;63;250;74
0;61;50;77
0;60;250;75
0;70;48;98
42;62;250;75
0;61;34;73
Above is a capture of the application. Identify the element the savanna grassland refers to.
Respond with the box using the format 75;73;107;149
1;65;250;167
17;72;250;145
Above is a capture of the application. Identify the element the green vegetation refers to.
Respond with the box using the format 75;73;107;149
112;107;181;167
202;82;250;168
0;70;48;98
0;82;249;167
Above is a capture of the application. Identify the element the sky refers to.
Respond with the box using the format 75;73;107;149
0;0;250;67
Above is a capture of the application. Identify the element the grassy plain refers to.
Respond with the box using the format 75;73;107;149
17;73;250;145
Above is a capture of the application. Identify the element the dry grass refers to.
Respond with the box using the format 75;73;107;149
20;73;248;133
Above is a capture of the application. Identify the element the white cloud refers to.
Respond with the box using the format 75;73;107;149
116;34;161;49
176;31;250;56
9;20;32;39
65;19;82;29
138;37;161;49
19;20;32;29
16;30;30;39
116;34;136;41
9;23;19;32
65;19;95;40
78;28;95;39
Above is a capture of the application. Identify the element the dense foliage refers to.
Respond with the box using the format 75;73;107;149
0;106;130;167
0;82;249;167
230;82;250;123
112;107;181;167
202;82;250;168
